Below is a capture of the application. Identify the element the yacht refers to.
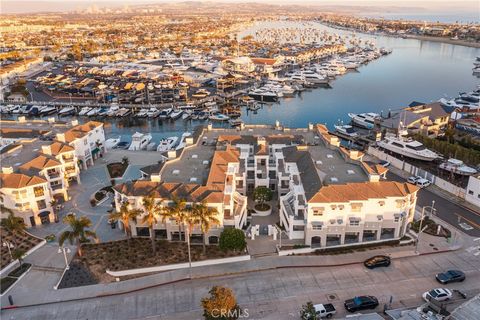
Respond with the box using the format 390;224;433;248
209;113;230;121
176;132;191;150
39;106;57;116
377;134;439;161
128;132;152;151
229;119;244;127
58;106;76;116
158;108;173;119
248;88;278;102
97;107;109;117
439;159;477;176
86;107;101;117
169;109;183;120
105;136;121;149
107;105;120;117
157;136;178;152
135;108;149;117
146;107;161;118
334;125;358;137
117;107;131;117
78;107;91;116
348;112;379;129
182;110;192;120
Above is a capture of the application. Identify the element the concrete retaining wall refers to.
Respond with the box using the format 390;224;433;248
0;238;46;277
106;255;251;277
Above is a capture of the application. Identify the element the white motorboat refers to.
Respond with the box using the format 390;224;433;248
105;136;121;149
176;132;191;150
117;107;131;117
86;107;100;116
158;108;173;119
128;132;152;151
135;108;149;117
107;105;120;117
377;134;438;161
209;113;230;121
146;107;161;118
146;142;157;151
58;106;76;116
348;112;379;129
229;119;244;127
334;125;358;137
157;136;178;152
39;106;57;115
182;111;192;120
439;159;477;176
169;109;183;120
248;88;278;102
78;107;91;116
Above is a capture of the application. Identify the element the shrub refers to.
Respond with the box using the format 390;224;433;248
219;228;246;252
201;286;241;320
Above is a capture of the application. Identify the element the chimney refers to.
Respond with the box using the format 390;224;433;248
2;167;14;174
42;145;52;155
56;133;66;142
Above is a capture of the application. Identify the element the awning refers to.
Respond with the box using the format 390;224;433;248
91;147;100;155
311;221;324;226
349;217;361;222
39;211;50;217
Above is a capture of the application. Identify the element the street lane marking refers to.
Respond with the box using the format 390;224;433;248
459;223;474;231
452;212;480;230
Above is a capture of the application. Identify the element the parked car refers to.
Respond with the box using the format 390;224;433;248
407;176;422;184
416;178;431;188
364;255;391;269
436;270;466;284
313;303;336;318
422;288;453;302
344;296;379;312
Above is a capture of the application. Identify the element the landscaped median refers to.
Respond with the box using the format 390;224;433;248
60;238;248;287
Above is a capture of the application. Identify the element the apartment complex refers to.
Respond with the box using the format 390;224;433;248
0;118;105;226
114;123;418;248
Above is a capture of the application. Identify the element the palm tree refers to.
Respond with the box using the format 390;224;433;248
164;197;187;241
59;215;97;256
1;209;26;247
192;202;219;255
109;202;142;245
141;195;162;255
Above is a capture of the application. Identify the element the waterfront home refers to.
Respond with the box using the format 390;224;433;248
465;174;480;208
0;173;54;226
113;123;418;248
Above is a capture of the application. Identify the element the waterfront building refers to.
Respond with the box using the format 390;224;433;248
114;123;418;248
465;174;480;208
0;118;104;226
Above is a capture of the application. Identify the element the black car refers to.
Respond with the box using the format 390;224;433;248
344;296;379;312
436;270;466;284
364;255;391;269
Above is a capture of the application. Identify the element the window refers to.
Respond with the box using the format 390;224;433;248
350;203;363;212
312;207;324;216
84;139;88;145
330;205;336;210
34;186;44;197
394;216;400;222
312;225;322;230
468;190;474;195
378;201;385;206
293;225;305;231
37;200;47;210
349;217;361;226
396;200;405;208
338;205;344;210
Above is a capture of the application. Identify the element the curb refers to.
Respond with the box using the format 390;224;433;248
0;246;459;312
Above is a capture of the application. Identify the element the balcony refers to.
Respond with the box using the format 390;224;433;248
62;157;75;163
51;184;64;191
48;171;61;179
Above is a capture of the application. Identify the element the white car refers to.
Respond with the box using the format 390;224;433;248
407;176;422;184
416;178;431;188
422;288;452;302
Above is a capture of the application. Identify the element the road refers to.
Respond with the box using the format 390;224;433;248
2;248;479;320
387;172;480;237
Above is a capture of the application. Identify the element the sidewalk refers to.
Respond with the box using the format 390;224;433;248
0;231;462;310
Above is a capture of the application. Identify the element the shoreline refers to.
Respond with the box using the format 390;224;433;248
321;22;480;49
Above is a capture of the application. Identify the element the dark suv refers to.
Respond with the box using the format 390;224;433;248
436;270;466;284
344;296;379;312
363;255;391;269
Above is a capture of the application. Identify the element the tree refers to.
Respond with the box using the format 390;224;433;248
164;197;188;241
109;202;142;245
141;195;161;255
59;215;97;256
192;202;219;254
300;301;318;320
253;186;273;210
201;286;241;320
12;248;26;266
219;228;246;252
1;210;26;247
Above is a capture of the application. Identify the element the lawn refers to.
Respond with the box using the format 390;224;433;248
107;162;128;179
75;238;244;283
0;228;42;269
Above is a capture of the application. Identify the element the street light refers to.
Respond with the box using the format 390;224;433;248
2;241;14;259
415;200;436;254
58;246;72;270
186;226;192;279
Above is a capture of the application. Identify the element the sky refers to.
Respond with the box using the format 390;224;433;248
2;0;478;17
